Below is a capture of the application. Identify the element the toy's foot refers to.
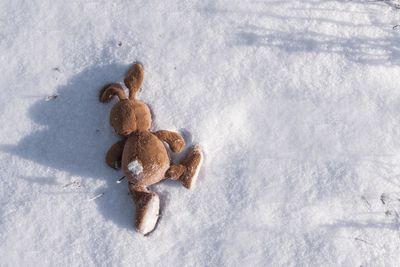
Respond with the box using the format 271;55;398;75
133;190;160;235
180;145;203;189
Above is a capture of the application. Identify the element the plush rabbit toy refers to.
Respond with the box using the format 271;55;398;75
99;63;203;235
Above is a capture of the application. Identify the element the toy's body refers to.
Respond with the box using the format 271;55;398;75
100;63;203;235
123;131;170;187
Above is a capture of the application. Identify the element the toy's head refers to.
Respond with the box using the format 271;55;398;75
99;63;152;136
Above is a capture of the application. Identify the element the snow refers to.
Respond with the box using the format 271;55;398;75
127;160;143;177
1;0;400;266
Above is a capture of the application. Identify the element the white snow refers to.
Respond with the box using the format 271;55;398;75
88;193;105;202
137;194;160;235
1;0;400;266
127;160;143;176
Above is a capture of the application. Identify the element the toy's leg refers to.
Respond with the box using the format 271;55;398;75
129;183;160;235
165;145;203;189
165;164;186;180
154;130;185;153
105;140;125;169
179;145;203;189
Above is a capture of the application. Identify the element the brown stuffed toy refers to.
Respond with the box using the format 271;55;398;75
99;63;203;235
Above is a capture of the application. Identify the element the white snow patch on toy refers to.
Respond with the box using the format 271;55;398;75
128;160;143;176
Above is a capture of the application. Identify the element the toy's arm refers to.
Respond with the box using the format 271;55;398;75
154;130;185;153
106;140;126;169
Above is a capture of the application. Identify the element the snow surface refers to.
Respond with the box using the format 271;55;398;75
1;0;400;266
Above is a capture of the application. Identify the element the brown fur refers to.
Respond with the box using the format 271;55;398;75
106;140;125;169
124;63;144;100
100;63;203;234
154;130;185;153
100;83;126;102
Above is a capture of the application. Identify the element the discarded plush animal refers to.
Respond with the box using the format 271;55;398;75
99;63;203;235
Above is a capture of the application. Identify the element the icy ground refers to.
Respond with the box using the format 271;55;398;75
1;0;400;266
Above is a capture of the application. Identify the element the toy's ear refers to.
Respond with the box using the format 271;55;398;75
124;63;144;100
99;83;126;103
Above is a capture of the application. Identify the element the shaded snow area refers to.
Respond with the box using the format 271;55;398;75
2;0;400;266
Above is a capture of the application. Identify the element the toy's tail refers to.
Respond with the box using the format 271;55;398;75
124;63;144;100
